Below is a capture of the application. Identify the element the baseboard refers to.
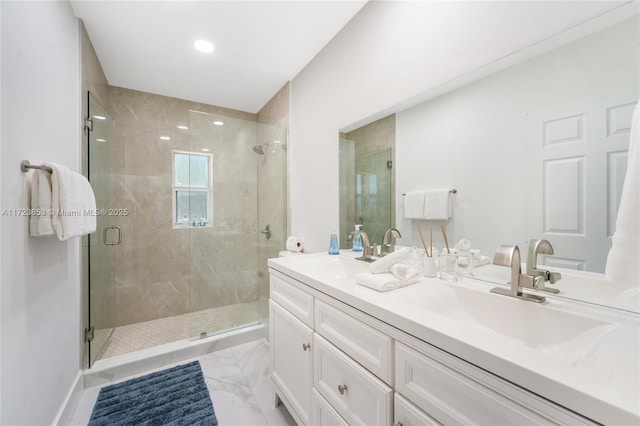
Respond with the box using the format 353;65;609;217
52;370;84;426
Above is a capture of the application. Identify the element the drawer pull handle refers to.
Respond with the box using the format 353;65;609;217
338;384;348;395
302;343;311;351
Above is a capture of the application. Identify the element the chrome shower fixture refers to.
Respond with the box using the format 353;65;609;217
252;141;270;155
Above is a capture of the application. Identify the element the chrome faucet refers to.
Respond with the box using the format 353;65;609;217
347;229;376;262
490;245;546;303
381;228;401;255
526;239;561;293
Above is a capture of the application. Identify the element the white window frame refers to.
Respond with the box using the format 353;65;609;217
172;150;213;228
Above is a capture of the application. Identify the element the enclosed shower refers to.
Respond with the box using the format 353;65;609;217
85;88;287;367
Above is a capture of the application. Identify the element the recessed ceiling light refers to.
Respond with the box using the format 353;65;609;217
194;39;214;53
96;139;106;142
177;125;188;130
160;136;171;140
273;140;281;144
201;148;210;152
93;115;106;120
213;121;224;126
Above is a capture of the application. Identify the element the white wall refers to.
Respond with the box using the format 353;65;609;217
1;2;81;424
289;1;629;252
396;18;638;259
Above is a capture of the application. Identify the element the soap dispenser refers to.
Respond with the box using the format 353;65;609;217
328;229;340;255
352;224;363;252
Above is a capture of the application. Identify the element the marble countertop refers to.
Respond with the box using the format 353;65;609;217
268;251;640;425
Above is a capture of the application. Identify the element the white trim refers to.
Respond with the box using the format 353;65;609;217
52;370;84;426
171;150;213;227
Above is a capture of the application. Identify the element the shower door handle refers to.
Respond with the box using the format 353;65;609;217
103;226;122;245
260;224;272;240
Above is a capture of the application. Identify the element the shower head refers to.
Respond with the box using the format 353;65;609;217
252;141;270;155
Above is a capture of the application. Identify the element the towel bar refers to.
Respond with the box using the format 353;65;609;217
21;160;52;173
401;189;457;196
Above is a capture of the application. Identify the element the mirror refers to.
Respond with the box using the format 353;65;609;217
340;15;639;312
339;114;395;249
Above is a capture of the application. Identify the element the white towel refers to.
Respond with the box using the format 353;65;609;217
48;163;97;241
606;100;640;286
389;263;422;282
370;247;410;274
423;189;451;220
404;191;425;219
29;170;55;237
356;271;419;292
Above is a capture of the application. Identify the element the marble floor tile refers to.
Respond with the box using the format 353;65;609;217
69;338;296;426
232;340;296;426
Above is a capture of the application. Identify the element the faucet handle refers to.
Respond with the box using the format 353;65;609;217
533;275;546;290
549;272;562;284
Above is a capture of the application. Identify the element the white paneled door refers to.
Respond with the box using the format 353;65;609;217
527;90;637;272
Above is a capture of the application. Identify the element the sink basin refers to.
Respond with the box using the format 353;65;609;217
397;281;617;360
280;252;370;281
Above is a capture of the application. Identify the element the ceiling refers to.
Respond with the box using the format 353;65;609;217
70;1;367;113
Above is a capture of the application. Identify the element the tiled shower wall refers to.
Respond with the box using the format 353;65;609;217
107;86;260;326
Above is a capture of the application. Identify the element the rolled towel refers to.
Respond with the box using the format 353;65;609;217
370;248;410;274
389;263;422;282
355;272;420;292
454;238;471;251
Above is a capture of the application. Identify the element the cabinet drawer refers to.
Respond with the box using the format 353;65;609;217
395;392;441;426
395;342;552;425
315;299;393;384
270;273;314;328
312;388;348;426
314;334;392;426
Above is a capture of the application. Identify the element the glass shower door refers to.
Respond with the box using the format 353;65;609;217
87;92;120;366
355;148;392;245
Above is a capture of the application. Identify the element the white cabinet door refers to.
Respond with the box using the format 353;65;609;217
270;299;313;425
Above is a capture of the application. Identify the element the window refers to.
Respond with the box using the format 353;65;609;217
173;151;213;226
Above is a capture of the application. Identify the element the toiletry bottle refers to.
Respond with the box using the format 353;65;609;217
352;224;363;252
328;229;340;255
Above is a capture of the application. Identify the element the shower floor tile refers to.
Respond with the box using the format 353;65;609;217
94;300;261;360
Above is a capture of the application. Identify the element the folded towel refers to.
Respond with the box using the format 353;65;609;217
389;263;422;282
423;189;451;220
370;248;410;274
29;170;55;237
48;163;97;241
355;272;420;292
404;191;425;219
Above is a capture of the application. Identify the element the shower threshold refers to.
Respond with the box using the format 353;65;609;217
84;322;265;388
93;300;261;361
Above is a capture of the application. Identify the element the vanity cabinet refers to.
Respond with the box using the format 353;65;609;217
269;269;596;426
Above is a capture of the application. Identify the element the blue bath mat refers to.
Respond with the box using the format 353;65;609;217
88;361;217;426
